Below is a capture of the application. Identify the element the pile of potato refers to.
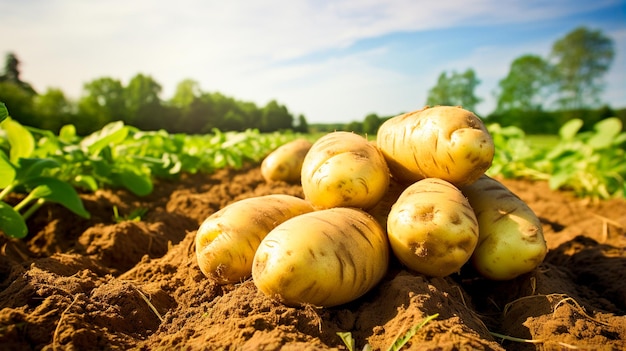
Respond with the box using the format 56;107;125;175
195;105;547;308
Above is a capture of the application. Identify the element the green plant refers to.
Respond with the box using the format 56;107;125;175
337;313;438;351
542;117;626;199
113;206;148;223
487;118;626;199
1;101;305;238
0;105;90;238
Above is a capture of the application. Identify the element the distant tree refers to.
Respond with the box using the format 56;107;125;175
0;52;36;94
176;95;214;134
170;79;201;109
0;81;36;126
495;55;555;113
0;53;38;126
260;100;292;132
237;101;262;130
344;121;363;133
550;26;615;109
426;68;482;111
221;110;246;131
125;73;162;125
77;77;126;133
362;113;382;135
294;114;309;133
34;88;74;132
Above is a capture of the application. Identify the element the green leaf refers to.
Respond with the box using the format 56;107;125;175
0;102;8;123
59;124;78;143
24;177;90;218
0;151;16;188
548;171;572;190
388;314;438;351
111;169;153;196
74;175;99;192
0;201;28;238
587;118;622;149
80;121;129;156
559;119;583;140
336;332;355;351
0;117;35;163
15;158;61;181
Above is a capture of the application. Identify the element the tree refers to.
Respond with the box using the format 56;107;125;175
34;88;74;132
0;53;37;126
362;113;382;135
294;114;309;133
0;52;36;94
0;81;36;126
495;55;555;113
260;100;293;132
344;121;363;133
77;77;126;133
426;69;482;111
550;26;615;110
170;79;201;109
125;73;162;124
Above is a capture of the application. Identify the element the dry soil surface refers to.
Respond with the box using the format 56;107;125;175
1;163;625;350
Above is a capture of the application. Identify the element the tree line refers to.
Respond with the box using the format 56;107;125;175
1;63;309;135
1;26;623;136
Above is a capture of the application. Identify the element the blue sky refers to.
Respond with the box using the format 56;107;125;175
1;0;625;123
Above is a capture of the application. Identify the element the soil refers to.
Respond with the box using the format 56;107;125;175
1;163;625;351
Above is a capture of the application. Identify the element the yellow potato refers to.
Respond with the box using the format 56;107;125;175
252;207;389;307
261;139;313;183
301;131;390;210
376;105;494;187
195;194;314;284
461;175;547;280
386;178;479;277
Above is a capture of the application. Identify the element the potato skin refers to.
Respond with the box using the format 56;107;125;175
195;194;314;284
261;139;313;184
301;131;390;210
252;207;389;307
376;106;494;187
386;178;479;277
461;175;547;280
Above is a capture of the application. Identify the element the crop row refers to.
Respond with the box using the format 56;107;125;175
0;102;302;238
1;102;624;239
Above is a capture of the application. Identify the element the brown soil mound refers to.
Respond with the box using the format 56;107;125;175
1;164;625;350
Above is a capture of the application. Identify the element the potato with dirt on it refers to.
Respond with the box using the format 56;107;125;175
461;175;547;280
195;194;314;284
261;139;313;184
386;178;479;277
376;105;494;187
301;131;390;210
252;207;389;308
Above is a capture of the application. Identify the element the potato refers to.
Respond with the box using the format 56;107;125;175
252;207;389;307
261;139;313;183
301;131;390;210
376;105;494;187
195;194;314;284
386;178;479;277
461;175;547;280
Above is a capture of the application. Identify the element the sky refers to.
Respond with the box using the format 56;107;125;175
1;0;625;124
